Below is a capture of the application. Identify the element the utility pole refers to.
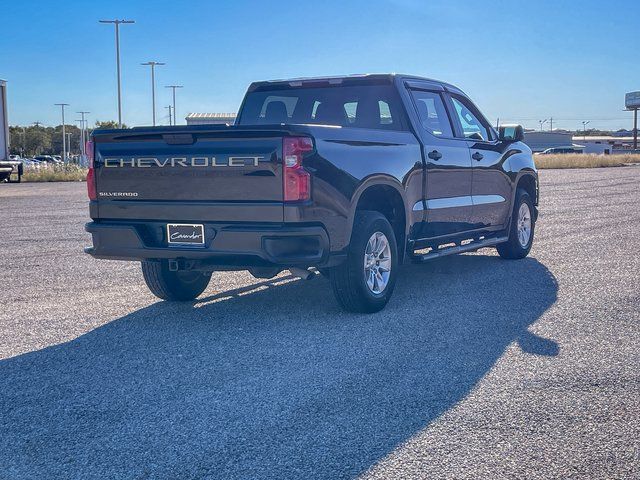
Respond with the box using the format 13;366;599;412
33;121;42;128
99;19;135;128
165;85;183;125
549;117;553;131
495;118;499;129
54;103;69;162
141;61;165;126
582;121;590;141
165;105;173;126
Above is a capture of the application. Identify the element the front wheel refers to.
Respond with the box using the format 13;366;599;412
141;260;211;301
330;211;398;313
497;188;535;259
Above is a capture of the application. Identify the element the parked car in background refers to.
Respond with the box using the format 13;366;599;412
34;155;60;164
8;155;38;169
21;157;39;168
536;147;583;155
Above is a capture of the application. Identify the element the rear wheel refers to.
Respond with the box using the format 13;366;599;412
497;188;535;259
330;211;398;313
141;260;211;301
8;165;23;183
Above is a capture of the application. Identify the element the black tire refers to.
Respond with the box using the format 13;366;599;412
330;211;398;313
141;260;211;301
8;165;23;183
497;188;535;259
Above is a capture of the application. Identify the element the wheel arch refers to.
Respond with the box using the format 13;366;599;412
346;176;409;260
515;171;538;205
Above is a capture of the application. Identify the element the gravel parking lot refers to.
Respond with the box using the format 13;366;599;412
0;167;638;479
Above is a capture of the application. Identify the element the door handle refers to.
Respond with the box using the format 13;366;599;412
472;151;484;161
428;150;442;161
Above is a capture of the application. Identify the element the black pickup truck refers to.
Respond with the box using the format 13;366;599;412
86;74;538;312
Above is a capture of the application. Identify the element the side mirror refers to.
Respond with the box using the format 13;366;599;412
498;124;524;142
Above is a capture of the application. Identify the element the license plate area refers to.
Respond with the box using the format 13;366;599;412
167;223;205;246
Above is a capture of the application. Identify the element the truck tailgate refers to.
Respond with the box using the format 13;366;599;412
92;128;285;222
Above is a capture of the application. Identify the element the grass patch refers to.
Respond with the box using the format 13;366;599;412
23;164;88;182
534;154;640;169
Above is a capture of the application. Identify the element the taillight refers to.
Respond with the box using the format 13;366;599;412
86;140;96;200
283;136;313;202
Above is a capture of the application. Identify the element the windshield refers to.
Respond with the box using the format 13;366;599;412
238;84;405;130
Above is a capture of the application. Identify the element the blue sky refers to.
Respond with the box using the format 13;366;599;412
1;0;637;131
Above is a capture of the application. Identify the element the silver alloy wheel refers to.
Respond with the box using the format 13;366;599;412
364;231;392;295
517;202;532;248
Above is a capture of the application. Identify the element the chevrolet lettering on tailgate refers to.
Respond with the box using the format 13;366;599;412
103;156;264;168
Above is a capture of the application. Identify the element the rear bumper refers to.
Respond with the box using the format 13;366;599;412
85;221;332;267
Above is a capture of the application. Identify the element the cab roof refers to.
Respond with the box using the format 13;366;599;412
247;73;465;95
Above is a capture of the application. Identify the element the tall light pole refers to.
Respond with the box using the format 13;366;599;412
99;19;135;128
75;120;84;160
20;126;26;156
55;103;69;162
141;62;165;126
582;120;590;141
77;111;89;158
538;119;548;132
165;85;183;125
66;133;73;156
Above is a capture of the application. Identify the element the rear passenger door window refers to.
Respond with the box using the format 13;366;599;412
410;91;453;138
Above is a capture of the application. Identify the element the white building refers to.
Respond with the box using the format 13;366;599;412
524;131;637;154
571;136;637;154
185;113;237;125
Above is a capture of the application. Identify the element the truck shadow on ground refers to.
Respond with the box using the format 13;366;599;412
0;254;558;479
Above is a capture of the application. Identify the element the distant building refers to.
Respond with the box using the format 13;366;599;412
571;136;637;154
185;113;237;125
523;131;578;153
612;130;633;137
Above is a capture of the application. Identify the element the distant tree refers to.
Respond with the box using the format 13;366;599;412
24;127;52;156
8;126;26;155
9;124;87;156
574;128;612;137
95;120;128;129
50;125;81;156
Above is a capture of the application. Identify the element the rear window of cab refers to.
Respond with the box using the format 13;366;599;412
238;85;405;131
